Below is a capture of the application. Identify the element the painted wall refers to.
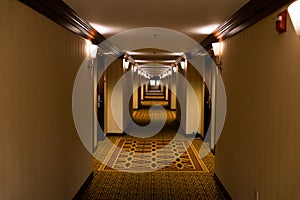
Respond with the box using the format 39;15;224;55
176;72;187;131
215;5;300;200
0;1;92;199
176;63;204;135
132;70;139;109
170;74;177;110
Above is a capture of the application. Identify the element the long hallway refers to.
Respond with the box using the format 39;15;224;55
2;1;300;199
74;100;229;199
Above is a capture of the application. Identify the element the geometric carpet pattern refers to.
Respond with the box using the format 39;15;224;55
74;101;230;199
134;108;174;120
145;96;165;100
140;100;168;107
98;139;208;172
74;159;229;200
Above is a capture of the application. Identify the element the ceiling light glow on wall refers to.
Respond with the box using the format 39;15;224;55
196;24;220;34
90;23;116;35
288;0;300;36
85;40;92;57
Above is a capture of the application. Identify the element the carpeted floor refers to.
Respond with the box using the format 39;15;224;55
140;100;168;107
74;100;229;200
98;138;208;172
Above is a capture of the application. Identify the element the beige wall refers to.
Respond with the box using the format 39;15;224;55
176;64;204;135
170;74;177;110
216;5;300;200
0;1;92;199
105;59;124;134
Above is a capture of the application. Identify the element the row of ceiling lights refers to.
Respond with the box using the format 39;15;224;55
123;57;186;80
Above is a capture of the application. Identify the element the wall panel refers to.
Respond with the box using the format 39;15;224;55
0;1;92;199
216;5;300;200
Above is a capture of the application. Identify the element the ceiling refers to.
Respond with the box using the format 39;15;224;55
63;0;248;42
63;0;248;77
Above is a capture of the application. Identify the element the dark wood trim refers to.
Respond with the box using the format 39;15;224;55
201;0;295;50
18;0;106;45
105;132;125;136
213;173;232;200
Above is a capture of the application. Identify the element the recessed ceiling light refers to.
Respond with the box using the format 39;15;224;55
195;24;220;34
127;51;184;56
135;60;176;63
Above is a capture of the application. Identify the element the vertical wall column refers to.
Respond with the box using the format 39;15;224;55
141;83;144;101
165;80;169;101
132;68;139;109
170;73;177;110
123;66;133;131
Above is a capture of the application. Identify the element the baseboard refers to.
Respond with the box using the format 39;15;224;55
73;172;94;200
195;132;203;140
105;132;125;136
213;173;232;200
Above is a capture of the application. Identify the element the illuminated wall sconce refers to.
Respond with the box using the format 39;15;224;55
90;44;98;59
123;58;129;70
212;42;223;70
288;0;300;37
87;40;98;75
133;65;138;72
172;66;177;73
180;61;186;70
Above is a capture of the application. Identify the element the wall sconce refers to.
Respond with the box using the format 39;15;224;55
90;44;98;59
123;58;129;70
180;61;186;70
133;65;138;72
212;42;223;70
172;66;177;73
288;0;300;37
87;41;98;75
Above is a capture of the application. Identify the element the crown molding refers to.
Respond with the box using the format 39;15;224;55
201;0;295;50
18;0;106;45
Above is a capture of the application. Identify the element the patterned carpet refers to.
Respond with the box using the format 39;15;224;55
144;95;165;100
74;102;229;200
145;92;164;96
140;100;168;107
98;138;208;172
